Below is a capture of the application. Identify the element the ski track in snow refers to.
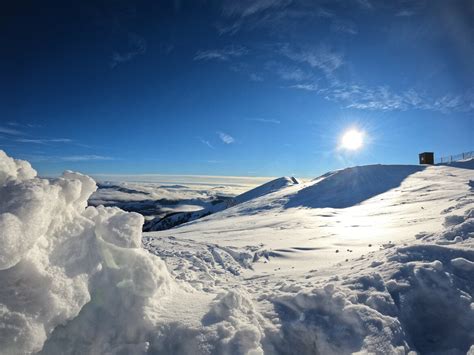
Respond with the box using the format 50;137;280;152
0;150;473;354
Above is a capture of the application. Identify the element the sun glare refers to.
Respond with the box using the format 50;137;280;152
340;129;364;151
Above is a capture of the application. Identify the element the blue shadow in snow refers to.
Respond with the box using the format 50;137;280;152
285;165;425;209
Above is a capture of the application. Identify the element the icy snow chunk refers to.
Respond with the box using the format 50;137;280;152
451;257;474;272
0;150;36;185
93;206;144;248
438;209;474;241
59;170;97;208
444;214;465;227
0;178;62;269
270;285;406;354
393;258;474;354
202;290;265;355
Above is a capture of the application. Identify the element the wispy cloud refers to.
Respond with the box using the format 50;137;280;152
266;61;309;81
7;122;42;129
210;0;470;114
59;155;115;162
277;42;473;113
288;83;318;91
320;84;474;113
279;44;344;76
330;20;358;35
217;131;235;144
111;33;147;68
355;0;373;10
221;0;291;18
249;73;264;82
0;126;23;135
217;0;300;35
16;138;73;144
24;154;116;163
247;118;281;124
395;10;416;17
317;8;335;18
198;137;214;149
194;45;248;61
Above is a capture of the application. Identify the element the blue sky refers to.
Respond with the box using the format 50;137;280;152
1;0;473;178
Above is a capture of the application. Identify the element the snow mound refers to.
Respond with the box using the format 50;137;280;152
286;164;424;209
0;151;173;354
268;282;407;354
262;209;474;354
233;177;298;205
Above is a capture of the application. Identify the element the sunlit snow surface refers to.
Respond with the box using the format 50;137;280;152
1;150;473;354
145;161;474;354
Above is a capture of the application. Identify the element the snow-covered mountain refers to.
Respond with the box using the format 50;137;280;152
143;176;300;231
1;150;473;354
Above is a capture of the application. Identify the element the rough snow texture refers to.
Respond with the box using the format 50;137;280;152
0;151;173;354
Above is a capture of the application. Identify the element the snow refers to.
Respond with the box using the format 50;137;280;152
0;151;174;354
451;257;474;271
1;150;473;354
145;160;474;354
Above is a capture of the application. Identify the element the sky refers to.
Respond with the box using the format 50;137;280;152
1;0;473;179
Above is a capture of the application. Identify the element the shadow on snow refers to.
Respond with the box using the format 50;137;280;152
285;165;426;209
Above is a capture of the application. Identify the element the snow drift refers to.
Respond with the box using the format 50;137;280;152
0;151;173;353
286;165;425;209
0;151;270;355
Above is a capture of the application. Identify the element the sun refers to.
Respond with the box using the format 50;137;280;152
340;129;364;151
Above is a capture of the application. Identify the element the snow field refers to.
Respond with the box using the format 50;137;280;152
1;150;473;354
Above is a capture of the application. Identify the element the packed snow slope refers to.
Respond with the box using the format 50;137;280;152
1;150;473;354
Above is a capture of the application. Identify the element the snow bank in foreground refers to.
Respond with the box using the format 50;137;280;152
0;151;269;355
262;208;474;354
0;151;173;353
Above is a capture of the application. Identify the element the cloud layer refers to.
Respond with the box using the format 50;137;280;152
194;46;248;61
